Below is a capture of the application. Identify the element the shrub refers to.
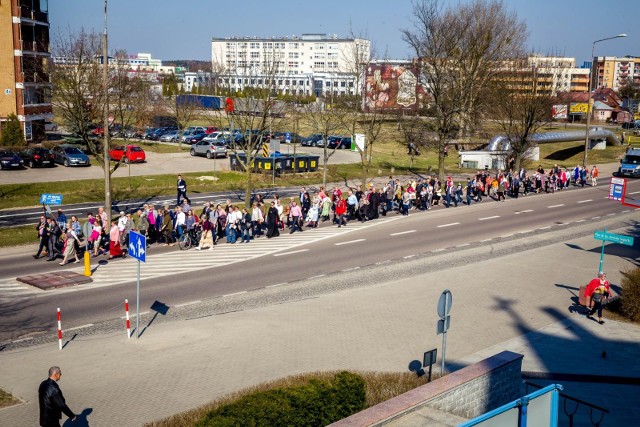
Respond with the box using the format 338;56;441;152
620;267;640;321
195;371;365;427
0;114;25;147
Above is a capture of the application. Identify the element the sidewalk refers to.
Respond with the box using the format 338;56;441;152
0;218;638;426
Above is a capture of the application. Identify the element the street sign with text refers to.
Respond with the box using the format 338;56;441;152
40;194;63;205
594;230;634;246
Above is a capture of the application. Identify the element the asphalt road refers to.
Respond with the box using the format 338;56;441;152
1;180;638;342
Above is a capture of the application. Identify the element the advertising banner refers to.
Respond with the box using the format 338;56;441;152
570;102;589;114
364;63;421;113
552;104;568;119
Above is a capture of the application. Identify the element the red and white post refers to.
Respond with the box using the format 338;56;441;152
57;307;62;350
124;299;131;339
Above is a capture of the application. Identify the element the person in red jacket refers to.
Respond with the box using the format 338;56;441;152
585;272;611;324
335;195;347;228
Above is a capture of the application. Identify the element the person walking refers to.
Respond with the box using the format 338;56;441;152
266;201;280;238
34;215;49;259
334;195;347;227
176;174;191;206
59;222;80;266
591;165;599;187
585;272;611;324
289;201;303;233
195;215;214;250
38;366;76;427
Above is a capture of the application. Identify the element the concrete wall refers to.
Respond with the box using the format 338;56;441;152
330;351;524;427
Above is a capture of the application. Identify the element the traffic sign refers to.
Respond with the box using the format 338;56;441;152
608;177;625;201
40;193;63;205
437;289;453;319
437;316;451;335
128;232;146;263
285;132;291;143
594;230;634;246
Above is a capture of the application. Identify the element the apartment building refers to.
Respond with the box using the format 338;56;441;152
211;34;370;97
527;56;590;95
0;0;52;142
593;56;640;91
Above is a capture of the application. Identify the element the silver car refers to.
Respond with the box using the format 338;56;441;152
159;130;179;142
190;139;228;159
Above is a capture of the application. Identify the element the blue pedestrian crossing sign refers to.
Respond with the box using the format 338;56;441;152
128;232;146;263
285;132;291;143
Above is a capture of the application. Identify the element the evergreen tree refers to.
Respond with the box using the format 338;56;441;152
0;114;25;147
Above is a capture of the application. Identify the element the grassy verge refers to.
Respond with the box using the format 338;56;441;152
0;225;37;249
145;370;428;427
0;388;21;409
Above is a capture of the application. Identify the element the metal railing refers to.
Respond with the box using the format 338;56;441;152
524;380;609;427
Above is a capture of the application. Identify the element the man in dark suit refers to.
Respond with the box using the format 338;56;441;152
38;366;76;426
176;174;191;206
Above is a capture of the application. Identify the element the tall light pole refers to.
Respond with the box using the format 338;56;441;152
102;0;112;225
583;33;627;167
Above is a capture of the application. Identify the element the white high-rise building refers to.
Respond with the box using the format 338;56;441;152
211;34;370;97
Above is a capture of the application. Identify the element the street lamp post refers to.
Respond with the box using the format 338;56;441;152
583;34;627;167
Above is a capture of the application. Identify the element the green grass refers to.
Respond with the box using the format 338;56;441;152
145;370;428;427
0;388;20;409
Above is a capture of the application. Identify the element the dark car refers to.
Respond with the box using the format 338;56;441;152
273;131;303;144
301;133;324;147
143;128;158;140
20;147;55;168
182;130;207;145
621;120;640;130
0;150;24;170
51;144;91;167
326;136;351;149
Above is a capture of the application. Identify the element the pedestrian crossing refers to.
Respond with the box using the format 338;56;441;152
0;216;403;299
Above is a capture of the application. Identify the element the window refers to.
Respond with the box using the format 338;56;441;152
265;42;273;49
288;52;299;59
292;80;297;86
250;52;260;59
341;81;346;87
299;80;304;86
250;42;259;49
289;42;299;49
314;62;325;69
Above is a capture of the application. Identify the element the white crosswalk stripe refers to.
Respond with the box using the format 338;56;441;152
0;216;403;298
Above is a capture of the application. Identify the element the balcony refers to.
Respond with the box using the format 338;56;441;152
20;6;48;23
22;71;50;84
21;40;50;55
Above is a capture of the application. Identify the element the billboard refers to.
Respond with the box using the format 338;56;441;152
552;104;568;119
570;102;590;114
364;63;422;112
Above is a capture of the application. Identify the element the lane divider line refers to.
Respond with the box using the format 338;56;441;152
478;216;500;221
577;199;593;203
223;291;247;298
335;239;366;246
437;222;460;228
390;230;417;236
273;249;309;257
548;204;565;208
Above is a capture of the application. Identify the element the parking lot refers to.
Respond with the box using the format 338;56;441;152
0;146;360;185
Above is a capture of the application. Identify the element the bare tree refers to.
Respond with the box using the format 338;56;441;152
402;0;527;180
51;29;104;156
490;57;563;171
301;99;345;188
214;48;287;207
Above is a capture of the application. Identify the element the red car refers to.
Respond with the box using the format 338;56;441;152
109;145;146;163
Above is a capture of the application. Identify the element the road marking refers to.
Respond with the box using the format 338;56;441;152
273;249;309;257
577;199;593;204
539;226;551;230
437;222;460;228
607;213;616;216
548;204;565;208
592;216;601;219
500;234;513;239
375;260;392;265
266;282;287;288
309;274;326;280
390;230;417;236
174;300;202;308
432;248;446;252
223;291;247;298
65;323;94;332
10;337;33;344
478;215;500;221
576;219;586;223
403;255;415;259
621;210;630;213
628;190;640;195
457;243;470;248
514;209;533;214
518;230;534;234
480;238;493;242
335;239;365;246
342;267;360;271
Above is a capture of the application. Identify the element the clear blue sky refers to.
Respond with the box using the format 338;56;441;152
50;0;639;65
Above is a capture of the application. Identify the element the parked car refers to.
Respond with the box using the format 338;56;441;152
190;138;228;159
124;126;143;139
20;147;55;168
327;136;351;149
0;150;24;170
621;120;640;129
181;130;207;144
51;144;91;167
44;121;58;131
301;133;325;147
143;128;159;140
109;145;146;163
184;126;207;133
273;131;303;144
159;130;179;142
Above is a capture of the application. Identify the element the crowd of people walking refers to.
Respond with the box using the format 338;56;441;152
32;164;601;263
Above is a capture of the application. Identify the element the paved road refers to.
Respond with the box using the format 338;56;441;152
0;179;637;342
0;212;637;427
